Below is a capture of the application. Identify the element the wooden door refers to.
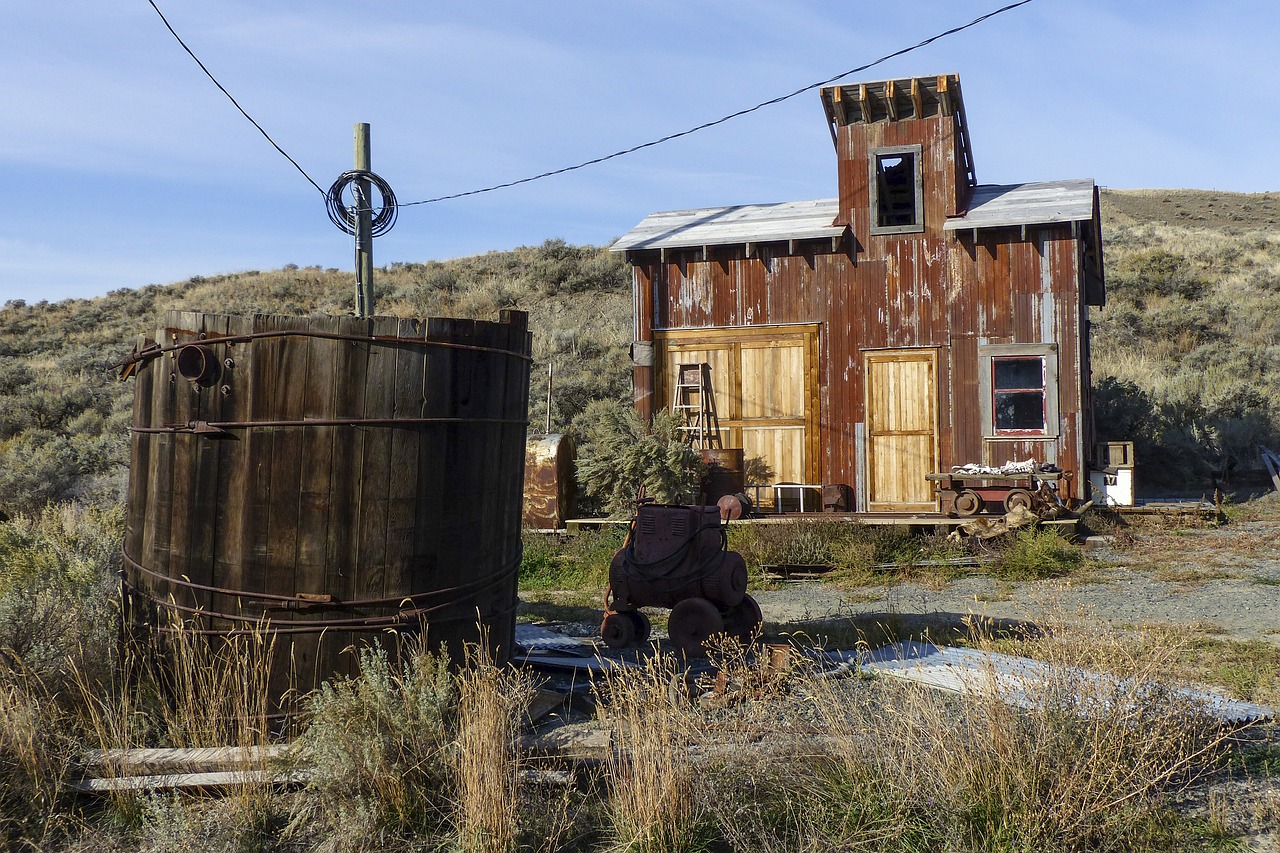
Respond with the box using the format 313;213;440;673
865;349;937;511
655;326;818;485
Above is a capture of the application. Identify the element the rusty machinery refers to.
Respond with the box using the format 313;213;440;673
600;503;761;656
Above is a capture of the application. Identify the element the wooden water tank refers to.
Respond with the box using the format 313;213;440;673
121;310;531;704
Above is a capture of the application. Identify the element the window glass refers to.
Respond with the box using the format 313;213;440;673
993;357;1042;390
993;357;1045;432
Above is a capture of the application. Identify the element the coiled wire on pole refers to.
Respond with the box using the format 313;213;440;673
325;170;398;237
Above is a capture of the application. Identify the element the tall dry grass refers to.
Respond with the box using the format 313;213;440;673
0;675;71;846
453;644;536;853
597;653;703;853
793;620;1239;851
74;613;282;838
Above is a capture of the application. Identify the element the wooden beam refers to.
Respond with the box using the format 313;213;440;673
938;74;953;116
858;84;872;122
910;78;923;118
885;80;898;121
833;86;848;125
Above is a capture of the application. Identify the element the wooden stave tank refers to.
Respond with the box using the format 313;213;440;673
122;309;531;706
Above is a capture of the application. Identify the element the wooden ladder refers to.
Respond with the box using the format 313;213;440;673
672;363;722;450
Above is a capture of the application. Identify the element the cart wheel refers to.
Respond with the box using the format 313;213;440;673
700;553;748;607
668;598;725;657
722;594;763;644
1004;488;1035;513
600;611;637;649
627;610;652;644
954;489;983;517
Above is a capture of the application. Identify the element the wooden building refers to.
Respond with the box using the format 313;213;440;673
613;74;1105;512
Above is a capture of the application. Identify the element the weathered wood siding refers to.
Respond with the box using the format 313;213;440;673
125;310;531;707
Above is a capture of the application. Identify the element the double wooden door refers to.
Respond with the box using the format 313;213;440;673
654;325;818;485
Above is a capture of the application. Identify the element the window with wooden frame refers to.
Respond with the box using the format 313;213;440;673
978;343;1059;439
869;144;924;235
992;357;1046;434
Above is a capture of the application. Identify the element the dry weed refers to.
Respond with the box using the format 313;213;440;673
454;644;536;853
598;653;702;852
796;616;1240;850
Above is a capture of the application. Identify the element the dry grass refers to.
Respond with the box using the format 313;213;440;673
0;675;70;845
780;621;1244;850
454;643;536;853
74;615;282;838
597;654;703;852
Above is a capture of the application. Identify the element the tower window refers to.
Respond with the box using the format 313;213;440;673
869;144;924;235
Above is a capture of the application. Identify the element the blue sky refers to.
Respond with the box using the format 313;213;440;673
2;1;1277;304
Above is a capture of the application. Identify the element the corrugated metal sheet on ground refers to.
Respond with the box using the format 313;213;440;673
855;641;1275;725
515;624;598;655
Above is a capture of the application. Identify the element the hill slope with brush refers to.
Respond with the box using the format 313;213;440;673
0;190;1277;514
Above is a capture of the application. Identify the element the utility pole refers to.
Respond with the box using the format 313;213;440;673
354;123;375;317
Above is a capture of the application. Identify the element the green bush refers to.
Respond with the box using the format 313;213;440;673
990;527;1084;580
575;400;705;516
295;643;458;846
0;504;123;691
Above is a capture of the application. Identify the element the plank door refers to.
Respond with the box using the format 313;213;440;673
738;341;808;483
865;349;938;512
655;325;818;485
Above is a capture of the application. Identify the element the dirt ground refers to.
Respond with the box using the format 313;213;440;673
755;516;1280;650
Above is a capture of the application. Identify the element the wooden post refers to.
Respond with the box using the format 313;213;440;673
354;123;375;318
545;360;553;433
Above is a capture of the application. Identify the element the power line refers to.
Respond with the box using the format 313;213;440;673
399;0;1036;207
146;0;1035;210
145;0;326;196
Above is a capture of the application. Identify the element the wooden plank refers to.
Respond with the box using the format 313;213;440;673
387;317;426;604
293;314;341;691
181;314;231;605
354;317;397;606
213;314;257;622
69;769;312;794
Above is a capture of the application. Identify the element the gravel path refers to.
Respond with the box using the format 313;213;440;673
754;518;1280;647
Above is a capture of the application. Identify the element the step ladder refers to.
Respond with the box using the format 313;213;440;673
672;363;722;450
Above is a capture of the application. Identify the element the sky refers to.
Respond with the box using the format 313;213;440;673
2;1;1277;304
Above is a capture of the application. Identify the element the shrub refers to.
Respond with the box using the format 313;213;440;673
0;503;123;692
989;526;1084;580
575;401;705;516
295;641;458;847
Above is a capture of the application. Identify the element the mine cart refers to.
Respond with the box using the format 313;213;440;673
601;503;759;656
927;470;1067;517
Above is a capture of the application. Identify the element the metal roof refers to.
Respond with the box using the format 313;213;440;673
611;198;844;253
945;179;1096;231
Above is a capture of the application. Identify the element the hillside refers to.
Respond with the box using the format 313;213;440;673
1093;189;1280;490
0;190;1277;514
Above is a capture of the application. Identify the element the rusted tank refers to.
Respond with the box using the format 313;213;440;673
601;503;759;655
700;447;745;503
523;434;577;529
121;309;531;711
